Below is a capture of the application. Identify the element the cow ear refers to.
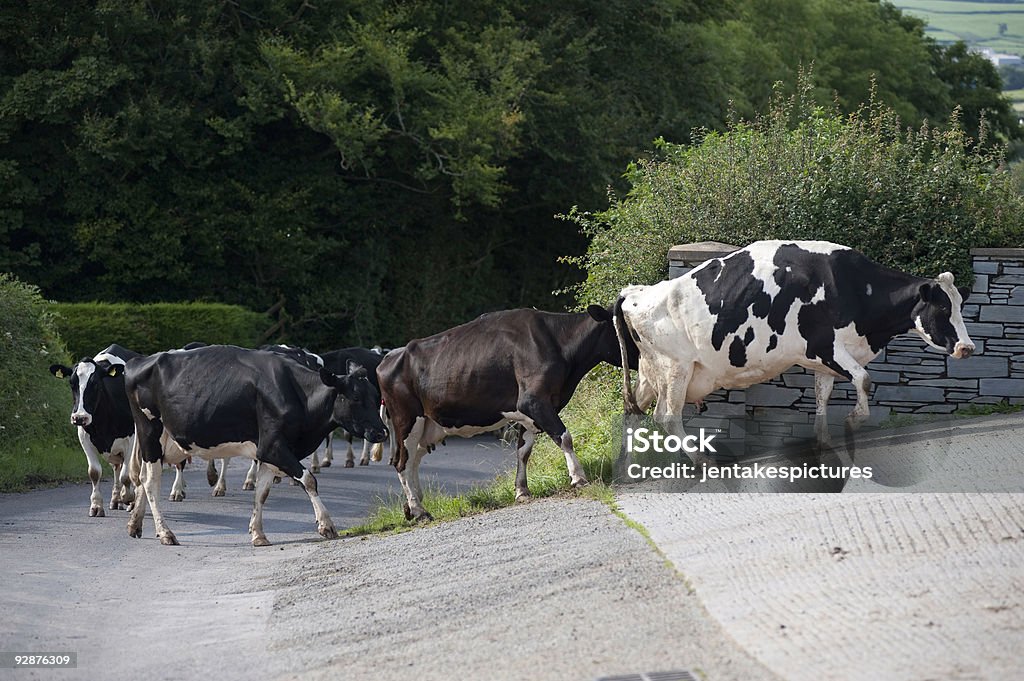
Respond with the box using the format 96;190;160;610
319;367;339;387
587;304;611;322
957;286;971;302
918;283;932;301
346;360;367;378
50;364;72;379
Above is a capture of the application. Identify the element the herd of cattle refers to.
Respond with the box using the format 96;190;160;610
47;240;977;545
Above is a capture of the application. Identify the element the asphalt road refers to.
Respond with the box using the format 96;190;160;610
0;436;773;681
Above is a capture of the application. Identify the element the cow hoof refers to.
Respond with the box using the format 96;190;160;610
321;459;332;468
242;482;255;491
571;478;589;489
169;492;185;502
128;524;142;539
403;502;413;521
310;466;320;474
415;511;434;523
159;532;179;546
252;536;271;547
359;459;369;467
212;488;225;497
318;525;339;540
125;502;135;513
90;506;105;517
515;491;532;502
344;460;354;469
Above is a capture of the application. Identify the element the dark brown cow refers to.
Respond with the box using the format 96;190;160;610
376;306;636;521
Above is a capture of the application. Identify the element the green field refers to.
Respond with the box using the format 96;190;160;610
896;0;1024;55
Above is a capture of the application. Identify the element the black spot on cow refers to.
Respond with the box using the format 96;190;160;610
752;291;772;319
743;327;755;346
693;252;761;351
728;336;747;367
767;334;778;352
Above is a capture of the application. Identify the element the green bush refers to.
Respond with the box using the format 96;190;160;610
566;76;1024;306
51;302;270;360
0;274;82;490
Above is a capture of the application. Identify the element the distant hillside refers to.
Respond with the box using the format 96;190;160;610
895;1;1024;56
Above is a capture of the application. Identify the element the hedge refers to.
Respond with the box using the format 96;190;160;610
51;302;271;360
0;274;81;489
565;77;1024;307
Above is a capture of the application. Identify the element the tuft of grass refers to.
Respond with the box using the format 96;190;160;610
956;400;1024;417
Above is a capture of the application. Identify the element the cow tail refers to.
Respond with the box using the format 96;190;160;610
613;295;642;415
370;401;387;462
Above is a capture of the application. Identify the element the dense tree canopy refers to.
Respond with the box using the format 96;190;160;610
1;0;1019;348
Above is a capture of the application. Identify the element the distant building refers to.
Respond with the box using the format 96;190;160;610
977;47;1022;67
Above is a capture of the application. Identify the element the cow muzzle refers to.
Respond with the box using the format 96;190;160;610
71;413;92;426
366;427;388;444
952;342;975;359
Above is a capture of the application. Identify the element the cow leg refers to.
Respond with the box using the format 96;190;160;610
212;458;228;497
832;349;872;429
814;372;835;446
296;470;337;539
396;419;432;522
248;463;276;547
514;428;537;501
78;429;106;517
206;459;218;487
322;430;333;468
344;432;355;468
309;450;320;474
118;454;135;507
141;461;178;545
168;462;186;502
242;459;258;491
109;462;125;510
358;438;371;466
520;396;588;488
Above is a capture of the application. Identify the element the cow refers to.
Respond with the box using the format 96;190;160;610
124;345;387;546
205;344;327;493
614;240;975;444
376;307;636;522
320;347;391;468
49;344;139;516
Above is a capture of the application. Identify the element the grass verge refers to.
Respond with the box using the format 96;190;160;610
0;439;88;492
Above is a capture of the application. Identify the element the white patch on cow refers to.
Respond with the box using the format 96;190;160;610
934;272;975;358
501;411;540;433
866;283;872;296
71;362;96;425
159;434;257;466
140;407;157;420
93;352;126;366
810;285;825;304
108;435;133;460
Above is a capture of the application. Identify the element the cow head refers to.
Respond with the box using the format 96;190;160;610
49;358;125;427
912;272;975;359
319;364;388;443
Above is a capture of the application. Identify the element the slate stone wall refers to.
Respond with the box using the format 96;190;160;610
665;245;1024;450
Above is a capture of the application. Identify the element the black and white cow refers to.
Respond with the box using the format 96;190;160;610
377;307;635;521
124;345;387;546
320;347;390;468
50;344;140;516
614;240;975;440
